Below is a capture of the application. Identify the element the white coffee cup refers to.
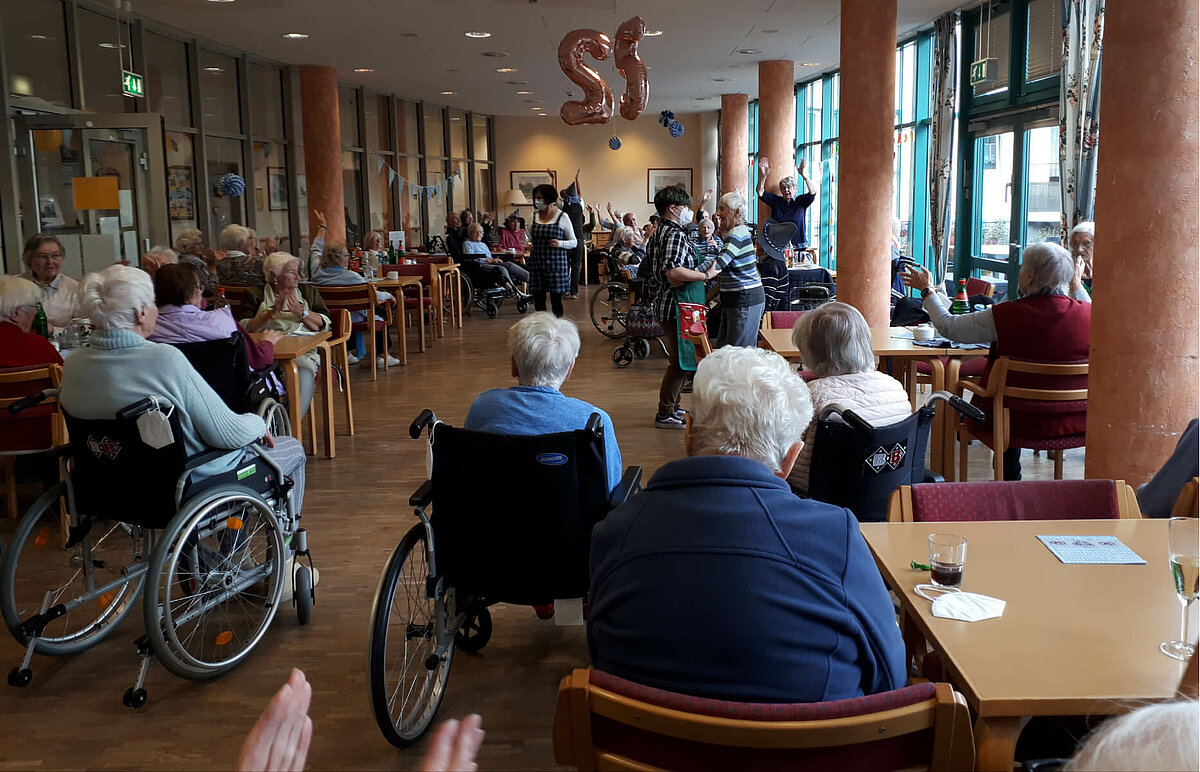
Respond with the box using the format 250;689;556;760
387;271;399;280
508;247;516;255
913;325;935;341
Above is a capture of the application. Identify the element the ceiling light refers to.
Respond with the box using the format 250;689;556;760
281;32;309;39
711;77;733;82
481;51;509;58
450;117;461;121
506;80;529;85
538;112;549;116
516;90;533;95
207;0;236;3
531;107;543;111
353;67;374;73
203;67;224;73
735;48;763;56
644;30;663;36
27;34;52;40
761;29;779;34
801;61;820;67
440;90;457;95
98;42;126;49
400;32;420;38
496;67;517;73
446;68;460;73
465;31;491;38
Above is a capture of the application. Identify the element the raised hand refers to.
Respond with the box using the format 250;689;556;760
313;209;326;228
237;669;312;772
798;158;807;177
759;157;771;176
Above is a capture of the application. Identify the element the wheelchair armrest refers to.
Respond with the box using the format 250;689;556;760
922;468;945;484
609;466;643;508
409;479;434;508
184;448;239;471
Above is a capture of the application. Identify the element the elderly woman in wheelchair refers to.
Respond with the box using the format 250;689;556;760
2;265;315;708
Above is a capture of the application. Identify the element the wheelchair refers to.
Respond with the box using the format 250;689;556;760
366;409;641;747
589;252;637;340
2;392;315;708
171;331;291;437
457;259;531;319
807;390;985;522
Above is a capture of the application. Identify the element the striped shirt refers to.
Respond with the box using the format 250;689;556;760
699;224;763;299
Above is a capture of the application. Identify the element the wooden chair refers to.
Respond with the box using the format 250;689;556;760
956;357;1088;481
1172;477;1200;517
324;309;355;437
315;284;391;381
964;277;995;298
412;256;462;330
682;321;713;361
552;668;974;772
382;264;435;350
215;284;250;315
760;310;807;332
887;479;1142;523
0;364;65;521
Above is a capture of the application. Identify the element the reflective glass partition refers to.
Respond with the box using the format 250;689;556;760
339;85;359;148
206;136;245;232
3;0;72;110
253;141;290;249
145;32;191;127
166;131;198;241
77;8;131;115
249;64;285;139
342;151;363;244
199;50;241;135
448;109;467;160
471;114;490;161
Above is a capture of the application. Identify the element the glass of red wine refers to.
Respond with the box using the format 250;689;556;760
928;534;967;587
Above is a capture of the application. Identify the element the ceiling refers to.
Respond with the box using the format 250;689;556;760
133;0;968;117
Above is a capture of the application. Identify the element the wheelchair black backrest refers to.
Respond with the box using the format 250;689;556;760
428;417;611;604
63;400;188;529
808;404;935;523
170;332;262;414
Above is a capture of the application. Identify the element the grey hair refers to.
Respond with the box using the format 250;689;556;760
507;312;580;389
76;264;155;331
792;302;876;377
718;191;747;224
319;243;348;269
467;223;484;239
1070;221;1095;238
173;228;204;254
1020;242;1073;295
612;226;634;246
697;219;714;234
263;251;301;281
779;175;797;189
219;224;253;252
1066;700;1198;771
145;246;177;264
0;276;41;319
691;347;813;473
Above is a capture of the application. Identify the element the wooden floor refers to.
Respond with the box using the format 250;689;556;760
0;286;1082;770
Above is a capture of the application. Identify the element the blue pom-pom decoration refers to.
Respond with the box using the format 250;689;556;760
608;136;622;150
668;120;685;138
658;109;675;128
219;173;246;197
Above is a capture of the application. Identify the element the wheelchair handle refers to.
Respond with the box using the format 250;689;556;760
410;409;437;439
116;396;174;421
8;389;56;415
819;403;874;432
925;390;987;423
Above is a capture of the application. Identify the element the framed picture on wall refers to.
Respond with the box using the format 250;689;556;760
268;167;288;210
647;168;693;203
510;170;557;204
167;165;194;221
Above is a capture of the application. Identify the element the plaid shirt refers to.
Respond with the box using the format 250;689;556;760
644;218;696;324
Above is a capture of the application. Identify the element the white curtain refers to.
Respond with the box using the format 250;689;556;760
1059;0;1104;232
929;13;957;279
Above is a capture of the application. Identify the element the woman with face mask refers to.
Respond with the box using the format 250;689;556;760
525;184;577;317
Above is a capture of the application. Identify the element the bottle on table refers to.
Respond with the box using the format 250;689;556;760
951;278;971;315
213;288;228;310
32;302;50;338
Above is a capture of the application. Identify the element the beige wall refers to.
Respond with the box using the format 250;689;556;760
493;112;719;221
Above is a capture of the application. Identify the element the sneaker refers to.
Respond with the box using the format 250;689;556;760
568;293;579;300
533;603;555;620
346;351;361;365
673;407;689;420
279;556;320;603
363;354;401;368
654;413;686;430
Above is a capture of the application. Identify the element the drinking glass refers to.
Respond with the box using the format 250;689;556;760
928;534;967;587
1161;517;1200;660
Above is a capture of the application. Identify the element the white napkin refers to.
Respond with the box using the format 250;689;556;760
916;584;1006;622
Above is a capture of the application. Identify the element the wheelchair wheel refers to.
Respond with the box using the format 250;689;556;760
368;523;455;748
633;338;651;359
590;282;631;339
143;486;285;681
516;299;529;314
257;398;291;438
1;483;146;656
612;345;634;368
294;565;313;626
454;607;492;654
485;301;498;319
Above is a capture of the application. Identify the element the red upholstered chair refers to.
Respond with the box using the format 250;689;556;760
0;364;65;521
315;284;391;381
382;264;435;349
910;357;987;409
761;310;807;331
887;479;1142;523
964;277;995;298
552;668;974;772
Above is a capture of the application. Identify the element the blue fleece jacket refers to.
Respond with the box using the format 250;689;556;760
588;454;906;703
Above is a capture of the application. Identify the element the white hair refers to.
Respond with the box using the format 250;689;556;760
76;264;155;331
219;224;253;252
1070;221;1095;238
263;252;301;282
173;228;204;254
1020;242;1074;295
691;347;813;473
792;302;876;376
612;226;634;246
718;191;747;223
1067;700;1198;771
507;312;580;389
0;276;41;319
145;246;177;264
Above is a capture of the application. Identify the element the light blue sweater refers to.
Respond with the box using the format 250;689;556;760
59;329;266;475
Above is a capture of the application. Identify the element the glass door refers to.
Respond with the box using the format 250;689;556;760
15;113;168;277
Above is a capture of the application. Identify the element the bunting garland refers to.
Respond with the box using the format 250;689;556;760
374;159;465;201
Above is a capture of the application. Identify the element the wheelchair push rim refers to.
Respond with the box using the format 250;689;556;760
367;522;456;748
257;398;291;438
590;282;631;339
144;487;285;680
1;483;146;655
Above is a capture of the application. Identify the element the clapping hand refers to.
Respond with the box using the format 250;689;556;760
798;158;807;177
901;264;935;292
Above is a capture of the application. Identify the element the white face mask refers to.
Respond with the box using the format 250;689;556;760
916;585;1006;622
533;200;547;212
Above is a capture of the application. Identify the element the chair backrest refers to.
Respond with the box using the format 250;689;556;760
412;255;453;266
761;310;807;331
381;263;435;283
328;308;352;345
216;285;249;312
809;405;935;523
990;357;1089;402
964;277;994;298
887;479;1141;522
552;668;974;772
0;364;64;453
314;283;379;314
1172;478;1200;518
428;418;613;603
169;333;255;414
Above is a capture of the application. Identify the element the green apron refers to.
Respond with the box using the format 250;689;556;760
673;280;707;371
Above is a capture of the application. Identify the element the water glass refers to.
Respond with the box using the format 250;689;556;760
1161;517;1199;660
928;534;967;587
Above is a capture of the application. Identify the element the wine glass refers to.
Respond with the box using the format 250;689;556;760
1161;517;1200;660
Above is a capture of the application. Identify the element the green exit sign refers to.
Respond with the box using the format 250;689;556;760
122;70;144;99
970;58;999;87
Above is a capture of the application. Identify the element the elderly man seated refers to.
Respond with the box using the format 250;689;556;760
587;346;905;703
461;222;531;293
215;224;263;287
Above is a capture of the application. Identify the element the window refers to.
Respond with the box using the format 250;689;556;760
396;155;422;248
253;141;290;250
145;33;191;127
342;151;363;244
973;9;1011;97
746;100;759;201
339;85;359;147
77;8;131;114
448;109;467;159
424;163;447;236
471;114;490;161
365;94;390;152
472;163;493;215
199;50;241;134
166;131;197;240
206;136;244;231
423;105;445;157
1024;0;1062;83
248;64;285;139
3;0;71;109
368;152;393;232
396;100;420;155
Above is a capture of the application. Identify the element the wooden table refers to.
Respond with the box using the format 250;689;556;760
251;331;330;457
371;275;425;357
860;519;1193;772
759;326;988;477
435;263;463;329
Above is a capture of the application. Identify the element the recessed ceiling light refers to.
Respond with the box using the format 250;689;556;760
203;67;224;73
465;31;491;38
801;61;821;67
446;68;460;73
496;67;517;73
644;30;663;36
538;112;549;116
761;29;779;34
440;90;457;95
450;116;462;121
531;107;543;111
481;51;509;58
735;48;763;56
711;77;733;82
400;32;419;38
207;0;236;3
281;32;309;39
505;80;528;85
98;42;126;49
516;90;533;95
27;34;52;40
353;67;374;73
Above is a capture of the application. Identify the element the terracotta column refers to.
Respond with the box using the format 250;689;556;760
756;60;796;224
1085;0;1199;485
720;94;749;197
835;0;896;328
299;65;346;245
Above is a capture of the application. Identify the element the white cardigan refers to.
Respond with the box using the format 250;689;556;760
789;370;912;496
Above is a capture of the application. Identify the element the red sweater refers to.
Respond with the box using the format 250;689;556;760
0;323;64;451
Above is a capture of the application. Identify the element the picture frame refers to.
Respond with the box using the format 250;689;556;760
268;167;288;211
510;170;557;204
296;174;308;208
167;165;194;221
647;168;693;203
